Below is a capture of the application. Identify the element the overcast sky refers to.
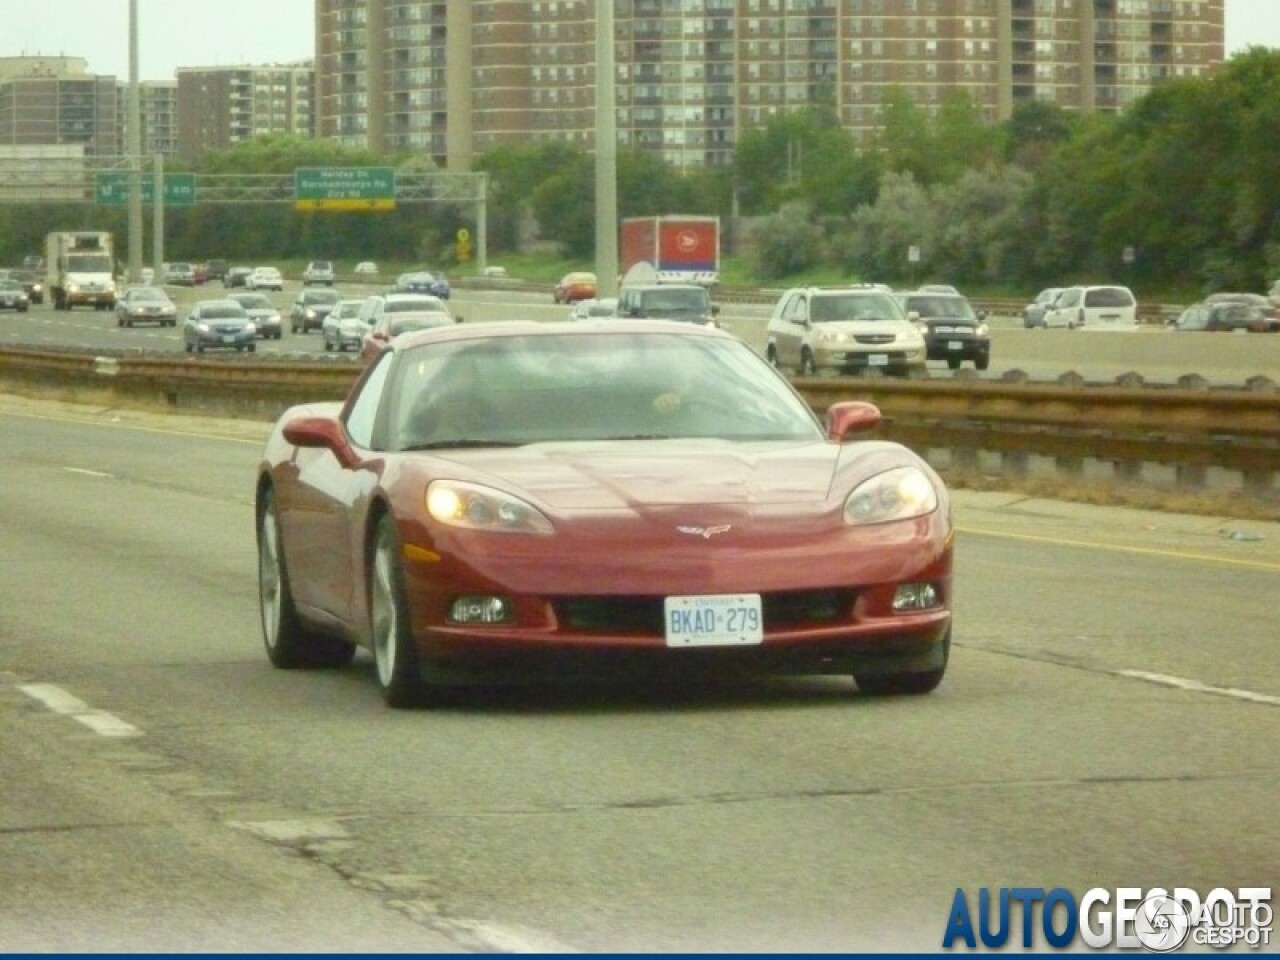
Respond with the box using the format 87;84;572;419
1;0;1276;82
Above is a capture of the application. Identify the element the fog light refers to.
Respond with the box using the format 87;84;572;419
892;583;939;612
449;596;512;624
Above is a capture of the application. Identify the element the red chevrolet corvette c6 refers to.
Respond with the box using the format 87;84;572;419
255;320;954;707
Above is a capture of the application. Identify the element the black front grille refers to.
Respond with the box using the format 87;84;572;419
854;334;896;345
555;588;857;636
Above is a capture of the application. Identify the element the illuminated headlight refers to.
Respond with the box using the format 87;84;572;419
844;467;938;525
974;323;989;337
306;309;317;319
426;480;553;534
105;281;116;294
244;322;257;334
892;583;941;612
195;322;210;333
268;313;281;324
68;284;80;293
449;596;513;624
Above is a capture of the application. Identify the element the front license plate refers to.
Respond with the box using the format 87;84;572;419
947;340;963;350
867;353;889;366
221;335;236;344
664;594;763;647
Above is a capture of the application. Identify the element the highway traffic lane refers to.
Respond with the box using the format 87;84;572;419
1;403;1277;950
6;290;1280;387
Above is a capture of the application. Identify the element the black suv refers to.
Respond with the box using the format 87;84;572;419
618;283;719;327
898;291;991;371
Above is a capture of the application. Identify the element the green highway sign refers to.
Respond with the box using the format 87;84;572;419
95;172;196;206
294;166;396;211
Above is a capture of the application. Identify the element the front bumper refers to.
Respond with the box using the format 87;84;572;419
926;333;990;360
812;345;926;373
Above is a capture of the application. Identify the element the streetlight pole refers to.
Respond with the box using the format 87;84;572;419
126;0;143;284
594;0;619;298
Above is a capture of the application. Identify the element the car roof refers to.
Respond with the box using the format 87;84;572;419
390;318;736;353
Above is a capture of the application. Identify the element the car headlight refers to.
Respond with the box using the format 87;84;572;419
195;322;210;333
306;309;317;318
68;284;80;293
426;480;553;535
268;313;281;323
974;323;989;337
245;322;257;334
844;467;938;526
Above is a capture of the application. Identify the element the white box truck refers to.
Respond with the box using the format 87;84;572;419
47;231;117;311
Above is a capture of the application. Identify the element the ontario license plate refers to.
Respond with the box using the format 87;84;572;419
868;353;889;365
664;594;763;647
947;340;963;350
221;335;236;344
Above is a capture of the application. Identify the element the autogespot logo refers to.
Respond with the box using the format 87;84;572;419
941;887;1273;952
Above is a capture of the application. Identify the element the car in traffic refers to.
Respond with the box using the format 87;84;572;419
255;320;954;707
617;283;719;327
223;266;253;289
228;291;285;339
115;286;176;327
204;259;229;283
354;261;379;276
359;293;456;361
5;268;45;304
568;297;620;321
247;266;284;292
289;287;342;333
0;278;30;312
1040;285;1138;330
897;290;991;370
302;259;336;286
164;261;196;286
553;271;598;304
766;286;926;377
322;298;369;353
1170;300;1276;333
1201;292;1280;331
394;270;451;299
1023;287;1064;328
183;298;257;354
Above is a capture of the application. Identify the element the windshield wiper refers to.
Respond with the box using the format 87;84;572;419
401;440;522;451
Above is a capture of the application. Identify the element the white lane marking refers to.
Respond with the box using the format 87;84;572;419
1117;670;1280;707
19;683;142;737
63;467;115;479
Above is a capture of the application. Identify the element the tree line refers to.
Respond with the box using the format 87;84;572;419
2;47;1276;294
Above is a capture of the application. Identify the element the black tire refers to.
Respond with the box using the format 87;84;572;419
856;627;950;696
258;488;355;669
184;341;193;353
975;354;990;371
946;356;961;370
766;345;779;368
248;343;256;353
800;349;817;377
369;514;427;708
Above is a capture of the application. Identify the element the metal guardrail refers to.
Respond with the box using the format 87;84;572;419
1;347;1276;497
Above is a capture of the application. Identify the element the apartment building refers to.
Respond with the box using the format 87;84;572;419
317;0;1225;170
0;57;121;157
117;81;179;159
175;63;316;163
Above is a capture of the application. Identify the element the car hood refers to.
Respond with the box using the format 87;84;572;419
809;320;921;338
414;439;917;513
243;307;279;319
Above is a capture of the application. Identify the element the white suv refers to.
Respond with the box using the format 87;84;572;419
766;286;925;377
1041;285;1137;329
303;259;335;286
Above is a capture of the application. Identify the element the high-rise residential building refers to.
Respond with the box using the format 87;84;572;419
175;63;316;162
314;0;1226;170
117;81;179;159
0;57;121;157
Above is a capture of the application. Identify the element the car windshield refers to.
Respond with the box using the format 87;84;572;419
304;290;341;304
201;306;246;319
810;293;901;324
235;295;273;309
386;297;442;313
640;289;707;314
132;289;171;303
334;300;364;318
390;330;822;450
67;254;112;272
905;296;976;320
388;314;452;337
0;280;21;292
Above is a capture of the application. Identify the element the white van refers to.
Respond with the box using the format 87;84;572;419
1041;285;1138;330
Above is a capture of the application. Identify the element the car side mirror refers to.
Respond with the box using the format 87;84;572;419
907;310;921;322
711;303;721;316
282;415;360;469
825;401;883;441
977;309;989;320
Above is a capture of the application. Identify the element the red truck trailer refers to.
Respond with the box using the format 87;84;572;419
619;216;720;286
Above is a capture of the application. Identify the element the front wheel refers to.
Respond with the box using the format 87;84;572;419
369;514;426;708
946;356;961;370
800;349;817;377
258;488;355;669
855;628;950;696
975;354;990;371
